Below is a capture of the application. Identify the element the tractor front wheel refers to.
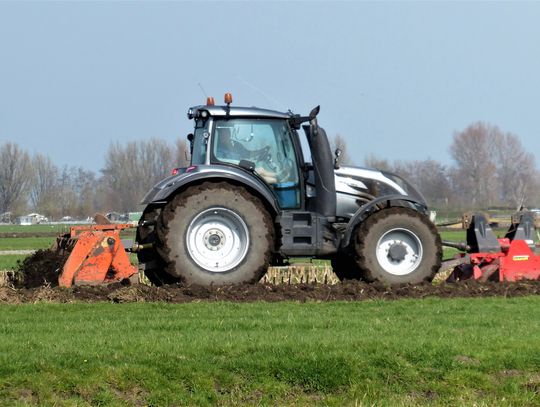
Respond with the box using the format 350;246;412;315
354;207;441;284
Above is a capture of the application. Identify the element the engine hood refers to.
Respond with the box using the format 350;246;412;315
333;165;426;218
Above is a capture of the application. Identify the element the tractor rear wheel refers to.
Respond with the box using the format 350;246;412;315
136;206;179;286
156;182;274;285
354;207;441;284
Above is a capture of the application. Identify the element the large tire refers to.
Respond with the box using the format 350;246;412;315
354;207;441;284
136;206;179;286
156;182;274;285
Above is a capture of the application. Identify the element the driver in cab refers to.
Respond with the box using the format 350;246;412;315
216;127;278;183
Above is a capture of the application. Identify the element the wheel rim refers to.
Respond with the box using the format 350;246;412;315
375;228;423;276
186;207;249;272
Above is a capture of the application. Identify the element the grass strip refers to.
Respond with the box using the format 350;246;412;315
0;237;55;251
0;255;27;272
0;225;73;234
0;297;539;406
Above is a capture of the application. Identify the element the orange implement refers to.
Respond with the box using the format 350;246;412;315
57;224;138;288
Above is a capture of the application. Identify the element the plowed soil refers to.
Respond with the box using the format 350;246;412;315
10;249;68;288
1;249;539;304
1;279;539;304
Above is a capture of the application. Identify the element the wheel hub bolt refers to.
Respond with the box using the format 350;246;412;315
208;234;221;246
204;229;225;251
388;243;407;261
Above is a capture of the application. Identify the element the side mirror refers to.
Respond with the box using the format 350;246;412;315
187;133;194;155
334;148;342;169
309;105;320;120
309;105;320;135
309;106;321;137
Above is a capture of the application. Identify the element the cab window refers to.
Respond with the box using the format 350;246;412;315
212;118;300;208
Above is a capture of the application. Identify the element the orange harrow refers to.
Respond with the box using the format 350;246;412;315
55;223;139;288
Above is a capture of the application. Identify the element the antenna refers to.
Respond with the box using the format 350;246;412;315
197;83;208;98
236;75;285;109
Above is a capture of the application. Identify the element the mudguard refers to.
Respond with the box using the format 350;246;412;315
140;165;280;214
341;194;428;249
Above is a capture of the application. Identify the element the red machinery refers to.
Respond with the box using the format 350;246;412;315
54;218;149;287
445;211;540;282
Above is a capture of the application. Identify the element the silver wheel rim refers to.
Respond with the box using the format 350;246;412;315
186;207;249;272
375;228;423;276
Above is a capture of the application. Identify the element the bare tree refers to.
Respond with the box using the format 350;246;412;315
449;122;499;208
0;143;32;215
55;166;80;219
174;138;190;168
526;170;540;208
72;167;99;218
449;122;538;209
363;154;392;171
393;159;453;208
493;132;536;209
30;154;59;215
101;138;175;212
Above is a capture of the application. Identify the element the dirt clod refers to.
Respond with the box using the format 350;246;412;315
11;249;68;288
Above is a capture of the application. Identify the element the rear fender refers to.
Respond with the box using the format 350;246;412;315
141;165;280;215
341;194;428;249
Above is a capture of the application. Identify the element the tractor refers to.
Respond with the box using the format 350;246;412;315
136;94;442;286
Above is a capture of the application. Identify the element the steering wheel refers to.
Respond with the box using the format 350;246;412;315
275;157;294;182
253;146;277;171
254;145;271;160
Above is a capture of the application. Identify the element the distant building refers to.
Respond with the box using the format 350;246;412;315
16;216;33;226
27;213;49;224
15;213;49;225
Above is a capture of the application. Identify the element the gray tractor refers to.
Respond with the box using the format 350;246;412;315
137;95;442;286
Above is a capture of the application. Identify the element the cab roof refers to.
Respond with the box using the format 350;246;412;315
188;105;292;120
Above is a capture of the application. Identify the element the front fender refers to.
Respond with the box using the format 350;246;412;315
141;165;280;214
341;194;428;249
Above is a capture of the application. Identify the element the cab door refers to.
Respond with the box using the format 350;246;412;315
212;118;302;209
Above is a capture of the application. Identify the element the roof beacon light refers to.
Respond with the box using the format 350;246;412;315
206;96;215;106
224;92;233;105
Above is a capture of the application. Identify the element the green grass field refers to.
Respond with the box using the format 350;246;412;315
0;298;539;406
0;224;72;234
0;237;55;251
0;255;26;271
439;229;465;259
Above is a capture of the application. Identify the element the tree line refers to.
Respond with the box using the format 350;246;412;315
362;122;540;210
0;139;189;220
1;121;538;220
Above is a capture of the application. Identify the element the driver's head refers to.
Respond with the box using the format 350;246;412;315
219;127;232;142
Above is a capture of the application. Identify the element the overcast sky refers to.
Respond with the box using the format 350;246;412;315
1;1;539;172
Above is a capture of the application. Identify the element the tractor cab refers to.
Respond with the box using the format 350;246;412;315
187;95;334;215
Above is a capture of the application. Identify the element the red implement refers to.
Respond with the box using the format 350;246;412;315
498;239;540;281
56;224;138;288
446;212;540;282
